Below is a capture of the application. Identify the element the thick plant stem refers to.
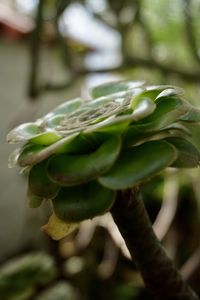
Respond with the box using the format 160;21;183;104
111;190;199;300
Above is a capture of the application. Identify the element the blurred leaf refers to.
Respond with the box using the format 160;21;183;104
6;123;41;144
156;87;184;99
47;136;121;186
0;253;56;300
12;286;34;300
85;95;113;109
46;98;83;117
180;106;200;122
164;137;200;168
52;181;116;222
45;114;65;128
91;81;144;98
35;282;78;300
99;140;177;190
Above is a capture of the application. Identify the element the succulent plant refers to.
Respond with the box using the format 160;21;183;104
7;80;200;239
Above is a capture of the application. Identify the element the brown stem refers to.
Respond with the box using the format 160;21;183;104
111;190;199;300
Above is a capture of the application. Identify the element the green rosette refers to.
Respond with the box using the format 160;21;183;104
7;81;200;238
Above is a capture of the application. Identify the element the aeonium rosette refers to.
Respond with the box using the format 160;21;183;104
7;81;200;239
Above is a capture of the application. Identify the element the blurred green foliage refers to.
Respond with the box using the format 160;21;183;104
0;253;56;300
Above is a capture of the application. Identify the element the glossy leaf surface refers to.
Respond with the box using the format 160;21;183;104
6;80;200;226
18;134;79;167
52;181;116;222
30;131;61;145
135;97;190;131
47;136;121;186
99;140;177;190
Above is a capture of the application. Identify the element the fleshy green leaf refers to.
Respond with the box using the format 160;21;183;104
131;98;156;121
18;143;46;167
91;80;144;98
45;98;83;117
44;114;65;128
30;131;62;145
98;140;177;190
84;115;131;134
156;87;183;99
47;136;121;186
52;181;116;222
18;133;79;167
84;95;113;109
122;122;191;149
180;106;200;122
164;137;200;168
7;123;41;144
135;97;190;131
130;85;182;108
29;161;60;198
7;123;62;146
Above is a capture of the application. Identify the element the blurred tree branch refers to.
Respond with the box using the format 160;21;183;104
27;0;45;99
43;57;200;93
27;0;200;97
183;0;200;65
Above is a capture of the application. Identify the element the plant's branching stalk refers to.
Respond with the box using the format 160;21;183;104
111;189;199;300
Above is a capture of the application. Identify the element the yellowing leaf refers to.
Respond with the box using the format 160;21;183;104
41;213;78;240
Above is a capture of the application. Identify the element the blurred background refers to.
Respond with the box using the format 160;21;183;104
1;0;200;299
